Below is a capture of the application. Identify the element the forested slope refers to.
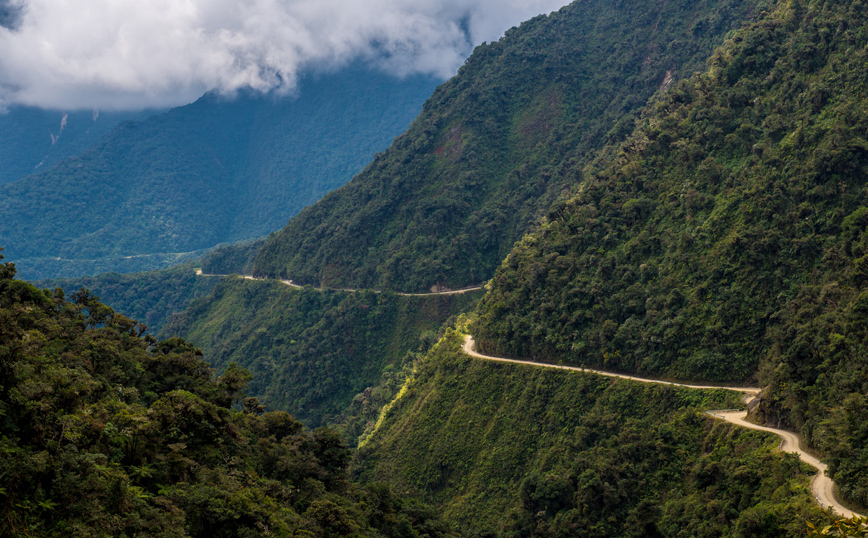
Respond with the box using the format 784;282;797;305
355;327;825;536
34;261;220;335
0;106;156;184
0;252;451;537
1;69;438;280
163;277;483;432
250;0;769;293
473;0;868;509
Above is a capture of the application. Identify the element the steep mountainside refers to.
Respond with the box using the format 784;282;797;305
474;0;868;509
354;327;825;536
163;276;483;432
0;253;451;537
1;69;438;280
249;0;770;293
0;107;157;184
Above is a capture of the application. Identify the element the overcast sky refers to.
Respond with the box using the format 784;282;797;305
0;0;568;111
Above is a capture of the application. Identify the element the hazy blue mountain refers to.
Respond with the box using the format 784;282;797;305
0;107;157;184
1;68;440;279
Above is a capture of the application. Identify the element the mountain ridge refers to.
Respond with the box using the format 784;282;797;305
247;0;771;293
1;69;439;280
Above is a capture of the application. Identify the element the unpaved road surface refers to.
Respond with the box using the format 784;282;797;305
712;410;859;518
462;335;861;518
461;335;760;394
197;270;482;296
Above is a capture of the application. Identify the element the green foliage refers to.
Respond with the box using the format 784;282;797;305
34;261;220;334
163;276;483;434
809;516;868;537
0;69;439;279
251;0;769;292
0;252;452;537
354;331;825;536
474;0;868;510
199;238;266;276
14;249;214;282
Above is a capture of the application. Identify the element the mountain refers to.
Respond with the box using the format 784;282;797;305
33;261;221;335
0;106;158;184
1;68;439;280
11;0;868;533
245;0;770;293
472;0;868;511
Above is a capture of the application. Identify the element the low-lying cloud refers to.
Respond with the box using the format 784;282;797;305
0;0;567;110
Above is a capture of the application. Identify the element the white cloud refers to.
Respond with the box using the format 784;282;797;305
0;0;568;110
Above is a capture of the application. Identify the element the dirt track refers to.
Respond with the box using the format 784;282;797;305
461;335;861;519
196;269;482;296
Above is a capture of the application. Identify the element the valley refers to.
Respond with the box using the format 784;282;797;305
6;0;868;535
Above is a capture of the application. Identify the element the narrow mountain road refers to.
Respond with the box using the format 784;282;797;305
462;335;862;519
711;410;859;518
461;335;761;394
196;269;483;296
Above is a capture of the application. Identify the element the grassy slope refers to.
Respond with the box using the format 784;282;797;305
162;276;484;430
251;0;769;293
355;328;824;537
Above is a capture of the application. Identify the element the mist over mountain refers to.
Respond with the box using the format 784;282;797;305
0;0;567;110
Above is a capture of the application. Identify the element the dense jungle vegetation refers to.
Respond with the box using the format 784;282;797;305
474;0;868;510
198;239;267;277
355;326;827;537
34;261;220;335
163;276;483;436
1;69;438;280
250;0;770;293
32;241;269;335
0;252;452;537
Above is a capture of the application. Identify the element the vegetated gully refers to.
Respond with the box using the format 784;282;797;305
462;335;862;519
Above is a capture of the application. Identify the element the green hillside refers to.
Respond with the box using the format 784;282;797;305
249;0;769;293
1;69;439;280
0;252;451;538
355;326;825;536
474;0;868;509
162;277;484;432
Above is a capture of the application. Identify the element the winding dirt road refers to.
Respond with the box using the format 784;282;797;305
196;269;483;296
461;335;861;519
461;335;761;394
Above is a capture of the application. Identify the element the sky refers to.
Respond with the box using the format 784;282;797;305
0;0;568;111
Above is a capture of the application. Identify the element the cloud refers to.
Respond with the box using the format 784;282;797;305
0;0;568;110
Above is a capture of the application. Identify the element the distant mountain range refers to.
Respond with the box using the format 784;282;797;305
0;107;159;184
1;68;439;279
